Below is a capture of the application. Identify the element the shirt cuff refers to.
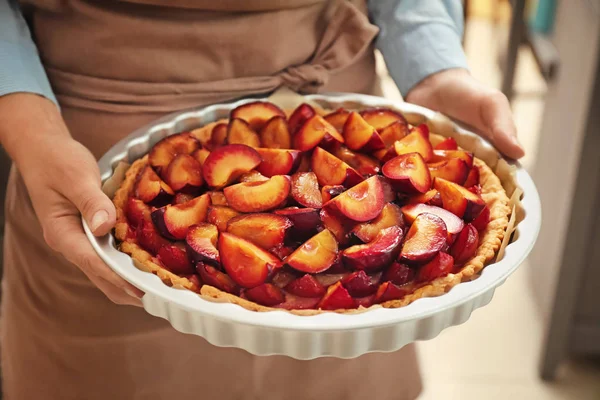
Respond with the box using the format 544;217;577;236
376;21;469;96
0;40;57;106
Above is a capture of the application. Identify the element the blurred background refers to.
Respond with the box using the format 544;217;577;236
0;0;599;399
379;0;600;398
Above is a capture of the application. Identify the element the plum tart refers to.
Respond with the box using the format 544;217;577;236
113;101;510;314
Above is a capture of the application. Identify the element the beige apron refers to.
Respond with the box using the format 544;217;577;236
2;1;422;399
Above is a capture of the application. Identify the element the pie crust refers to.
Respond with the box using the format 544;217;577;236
113;110;511;315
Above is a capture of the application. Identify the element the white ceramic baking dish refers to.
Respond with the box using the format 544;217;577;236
84;93;541;360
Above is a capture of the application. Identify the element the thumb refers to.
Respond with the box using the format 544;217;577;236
67;182;117;236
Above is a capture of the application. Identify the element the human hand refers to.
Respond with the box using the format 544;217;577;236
0;94;144;306
405;68;525;159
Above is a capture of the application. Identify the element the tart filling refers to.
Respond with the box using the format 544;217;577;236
113;101;510;314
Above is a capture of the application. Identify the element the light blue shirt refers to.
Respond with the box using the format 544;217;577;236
0;0;468;106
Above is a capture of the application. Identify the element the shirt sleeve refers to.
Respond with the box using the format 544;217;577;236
368;0;470;96
0;0;57;105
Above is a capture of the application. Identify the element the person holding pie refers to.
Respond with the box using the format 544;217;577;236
0;0;524;399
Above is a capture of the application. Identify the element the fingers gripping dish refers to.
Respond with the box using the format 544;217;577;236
112;100;510;314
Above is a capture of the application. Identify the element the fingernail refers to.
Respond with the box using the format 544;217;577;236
90;210;109;232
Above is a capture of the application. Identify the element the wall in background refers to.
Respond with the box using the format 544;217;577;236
529;0;600;321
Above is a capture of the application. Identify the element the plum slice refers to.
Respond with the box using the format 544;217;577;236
431;150;474;168
171;188;196;204
318;281;356;310
206;205;241;232
341;270;380;297
285;229;338;274
191;147;211;167
434;137;458;150
218;232;280;288
197;263;239;294
134;166;174;206
399;213;447;264
226;213;292;250
375;281;410;303
359;108;406;131
274;207;322;240
227;118;260;148
378;120;409;147
471;206;490;232
324;176;385;222
224;175;290;213
285;274;326;298
311;147;364;188
293;115;344;151
210;123;228;150
288;103;316;135
434;177;486;221
202;144;262;188
157;243;195;275
319;208;356;246
148;132;200;175
383;262;415;286
136;221;170;254
163;153;204;193
351;203;404;243
125;197;152;228
259;116;291;149
239;170;269;183
428;158;470;185
463;165;480;188
151;193;211;240
207;191;228;206
382;152;432;195
449;224;479;266
323;108;350;132
406;189;443;208
380;125;433;163
244;283;285;306
342;112;385;152
321;185;346;203
230;101;285;131
417;252;454;282
290;172;323;208
256;148;301;177
401;203;465;241
342;226;403;271
332;146;381;176
186;223;220;265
